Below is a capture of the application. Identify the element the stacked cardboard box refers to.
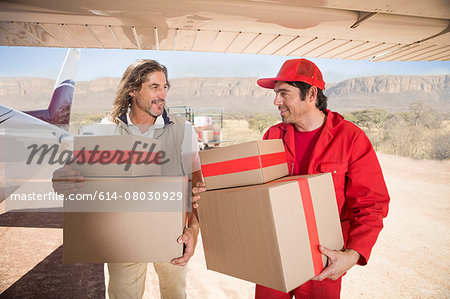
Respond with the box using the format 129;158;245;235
193;115;213;127
64;135;187;263
213;127;222;142
199;140;289;190
195;126;221;144
198;129;214;143
198;140;344;292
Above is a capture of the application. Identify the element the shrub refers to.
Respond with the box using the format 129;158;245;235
247;113;279;135
346;105;449;160
429;132;450;160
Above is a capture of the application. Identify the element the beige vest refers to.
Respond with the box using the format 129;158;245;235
114;114;187;176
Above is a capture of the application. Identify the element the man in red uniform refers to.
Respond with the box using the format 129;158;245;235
255;59;390;298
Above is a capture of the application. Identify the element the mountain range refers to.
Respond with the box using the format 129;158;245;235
1;75;449;114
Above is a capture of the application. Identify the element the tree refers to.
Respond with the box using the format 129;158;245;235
345;109;389;150
345;109;388;130
408;103;441;129
247;113;279;135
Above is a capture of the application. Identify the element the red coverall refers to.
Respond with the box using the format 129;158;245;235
256;110;390;298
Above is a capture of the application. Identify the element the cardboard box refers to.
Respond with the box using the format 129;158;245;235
213;127;222;142
199;129;214;143
195;126;215;141
198;173;344;292
194;116;212;127
199;140;288;190
63;176;188;263
72;135;162;177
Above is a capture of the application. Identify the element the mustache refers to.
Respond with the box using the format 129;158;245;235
151;99;165;105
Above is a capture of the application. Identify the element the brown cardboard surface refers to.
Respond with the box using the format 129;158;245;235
258;140;290;183
201;168;264;190
72;135;162;177
273;173;344;265
269;184;315;291
257;139;286;155
233;187;284;290
261;164;290;184
199;141;259;164
64;212;183;263
307;174;344;260
199;140;288;190
198;189;247;278
63;176;187;263
64;176;187;213
198;173;344;292
199;186;286;289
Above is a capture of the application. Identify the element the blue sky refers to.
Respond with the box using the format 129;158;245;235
0;46;449;84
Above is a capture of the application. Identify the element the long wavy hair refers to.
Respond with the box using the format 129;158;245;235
109;59;169;123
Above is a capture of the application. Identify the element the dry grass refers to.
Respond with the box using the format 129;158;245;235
222;119;263;144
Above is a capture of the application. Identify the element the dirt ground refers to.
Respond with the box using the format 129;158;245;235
1;153;449;298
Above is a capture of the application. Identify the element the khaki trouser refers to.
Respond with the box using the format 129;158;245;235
106;262;187;299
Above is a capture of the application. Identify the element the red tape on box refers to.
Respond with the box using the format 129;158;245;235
297;178;323;276
201;152;287;177
275;177;323;276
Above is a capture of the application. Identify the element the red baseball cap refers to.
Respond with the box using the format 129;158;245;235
257;59;325;90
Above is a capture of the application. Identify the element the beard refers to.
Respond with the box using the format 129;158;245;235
147;99;165;118
134;97;164;119
147;107;162;118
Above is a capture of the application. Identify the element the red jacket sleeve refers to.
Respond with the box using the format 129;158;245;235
344;130;390;265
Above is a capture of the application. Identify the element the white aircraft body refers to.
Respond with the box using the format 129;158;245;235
0;0;448;61
0;48;79;203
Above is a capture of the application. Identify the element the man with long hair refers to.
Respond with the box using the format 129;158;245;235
53;59;205;299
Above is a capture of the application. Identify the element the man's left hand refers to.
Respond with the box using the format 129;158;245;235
311;246;360;281
171;225;198;266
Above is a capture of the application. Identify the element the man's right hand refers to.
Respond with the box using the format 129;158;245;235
52;165;84;196
191;181;206;209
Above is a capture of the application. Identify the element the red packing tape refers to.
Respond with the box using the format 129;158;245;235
201;152;286;177
297;178;323;275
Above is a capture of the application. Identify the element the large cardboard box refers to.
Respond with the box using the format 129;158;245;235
63;176;188;263
72;135;162;177
198;173;344;292
199;140;288;190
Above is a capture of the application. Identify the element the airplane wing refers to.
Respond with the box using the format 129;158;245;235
0;0;448;61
